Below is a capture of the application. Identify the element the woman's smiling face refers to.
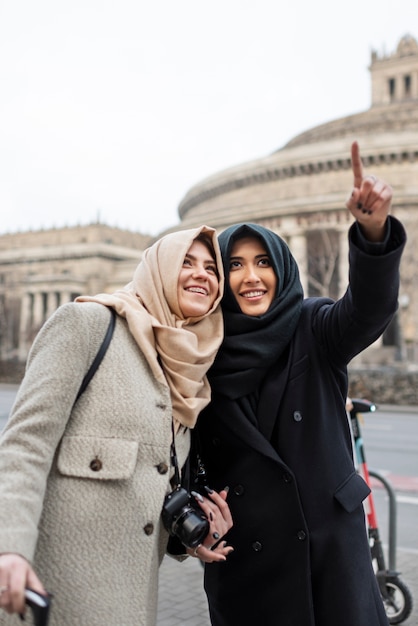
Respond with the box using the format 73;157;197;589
229;236;277;316
177;239;219;318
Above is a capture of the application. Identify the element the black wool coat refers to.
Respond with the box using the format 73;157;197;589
196;218;406;626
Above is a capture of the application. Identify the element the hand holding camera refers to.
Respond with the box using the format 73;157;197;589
162;434;233;562
162;486;209;549
191;486;234;563
162;484;234;563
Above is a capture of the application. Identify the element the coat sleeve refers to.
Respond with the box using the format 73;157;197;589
310;215;406;364
0;303;110;560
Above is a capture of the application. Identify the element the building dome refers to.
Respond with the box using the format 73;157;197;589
175;34;418;361
177;35;418;233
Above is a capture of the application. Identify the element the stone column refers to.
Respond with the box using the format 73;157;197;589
32;292;44;330
289;234;308;295
60;291;72;305
18;293;33;360
413;70;418;99
46;291;60;319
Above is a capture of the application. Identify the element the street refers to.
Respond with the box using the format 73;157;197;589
361;407;418;552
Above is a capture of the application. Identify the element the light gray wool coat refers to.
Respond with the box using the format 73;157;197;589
0;302;190;626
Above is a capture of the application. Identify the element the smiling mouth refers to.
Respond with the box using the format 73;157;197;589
185;286;209;296
240;290;266;299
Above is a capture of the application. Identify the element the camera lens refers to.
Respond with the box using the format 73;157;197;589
173;509;209;549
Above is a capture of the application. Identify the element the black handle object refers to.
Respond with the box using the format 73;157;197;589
24;589;51;626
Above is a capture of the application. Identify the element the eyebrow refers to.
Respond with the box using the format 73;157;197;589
185;252;216;264
230;254;269;261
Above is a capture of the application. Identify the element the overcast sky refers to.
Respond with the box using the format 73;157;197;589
0;1;416;236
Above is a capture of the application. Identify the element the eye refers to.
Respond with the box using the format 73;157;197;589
229;260;242;270
182;257;192;267
258;256;271;267
205;263;218;275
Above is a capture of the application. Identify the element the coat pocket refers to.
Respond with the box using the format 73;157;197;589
334;471;371;513
57;435;139;480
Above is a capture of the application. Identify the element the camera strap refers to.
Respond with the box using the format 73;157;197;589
75;307;116;402
170;420;182;487
169;422;207;491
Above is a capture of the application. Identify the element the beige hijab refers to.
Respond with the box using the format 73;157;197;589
76;225;224;430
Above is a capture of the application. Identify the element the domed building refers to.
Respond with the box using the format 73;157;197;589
175;34;418;367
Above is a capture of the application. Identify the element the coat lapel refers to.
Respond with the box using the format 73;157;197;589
257;345;291;442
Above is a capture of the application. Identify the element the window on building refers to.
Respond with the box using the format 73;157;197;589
404;74;411;97
389;78;396;100
307;229;339;299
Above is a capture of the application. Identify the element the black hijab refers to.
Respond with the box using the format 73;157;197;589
208;223;304;401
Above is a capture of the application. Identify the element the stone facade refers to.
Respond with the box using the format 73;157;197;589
171;34;418;366
0;223;151;363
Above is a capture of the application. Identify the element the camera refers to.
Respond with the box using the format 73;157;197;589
162;486;209;549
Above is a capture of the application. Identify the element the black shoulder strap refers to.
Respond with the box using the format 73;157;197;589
75;307;116;402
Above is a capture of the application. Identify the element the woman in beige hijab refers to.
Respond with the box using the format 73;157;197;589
0;225;231;626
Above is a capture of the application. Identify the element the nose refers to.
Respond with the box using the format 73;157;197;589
192;264;209;279
243;264;260;283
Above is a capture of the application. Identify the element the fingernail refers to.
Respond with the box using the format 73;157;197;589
223;541;228;547
223;486;229;493
362;209;368;214
367;210;372;215
204;485;214;494
357;202;363;209
213;532;220;540
191;491;204;502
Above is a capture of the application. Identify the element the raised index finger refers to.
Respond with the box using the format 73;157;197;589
351;141;363;189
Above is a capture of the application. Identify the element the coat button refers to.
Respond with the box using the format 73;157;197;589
293;410;303;422
252;541;263;552
233;484;245;496
143;523;154;536
90;458;102;472
282;472;292;483
297;530;307;541
156;462;169;474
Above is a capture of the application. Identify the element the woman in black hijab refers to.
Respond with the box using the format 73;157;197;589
195;142;406;626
